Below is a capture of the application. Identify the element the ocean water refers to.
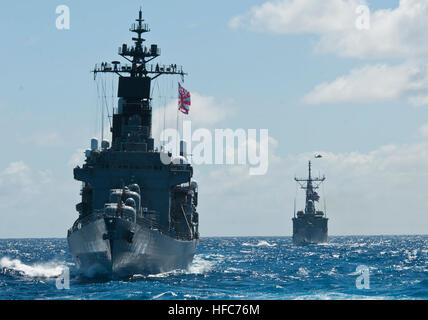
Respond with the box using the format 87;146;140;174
0;236;426;300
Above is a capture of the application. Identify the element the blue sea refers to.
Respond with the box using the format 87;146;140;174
0;236;426;300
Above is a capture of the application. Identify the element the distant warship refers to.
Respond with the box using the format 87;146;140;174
67;9;199;278
292;161;328;245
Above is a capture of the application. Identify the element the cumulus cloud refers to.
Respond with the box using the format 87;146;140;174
231;0;428;106
303;63;428;105
230;0;362;34
0;161;54;210
152;92;235;145
316;0;428;59
230;0;428;59
0;161;77;238
68;149;86;168
0;161;35;195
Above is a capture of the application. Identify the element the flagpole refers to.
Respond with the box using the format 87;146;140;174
180;105;183;148
177;81;190;157
176;94;179;156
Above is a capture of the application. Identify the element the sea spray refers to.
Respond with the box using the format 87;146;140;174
0;257;66;278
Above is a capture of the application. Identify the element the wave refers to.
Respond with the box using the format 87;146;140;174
242;240;277;247
0;257;66;278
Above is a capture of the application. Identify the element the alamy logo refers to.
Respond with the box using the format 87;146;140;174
55;267;70;290
355;5;370;30
56;5;70;30
159;120;269;176
355;265;370;289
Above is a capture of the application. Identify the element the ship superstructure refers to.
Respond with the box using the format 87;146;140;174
67;9;199;278
292;161;328;245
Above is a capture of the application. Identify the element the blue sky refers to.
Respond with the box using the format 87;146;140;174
0;0;427;237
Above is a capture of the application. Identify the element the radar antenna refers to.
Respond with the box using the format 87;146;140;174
92;8;187;82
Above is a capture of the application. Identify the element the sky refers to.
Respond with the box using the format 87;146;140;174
0;0;427;238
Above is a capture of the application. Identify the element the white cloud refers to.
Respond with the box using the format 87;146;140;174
0;161;54;200
180;94;235;127
229;0;364;34
0;161;35;195
0;161;77;238
317;0;428;59
230;0;428;59
303;63;428;105
152;92;235;145
68;149;86;167
230;0;362;34
408;94;428;107
231;0;428;106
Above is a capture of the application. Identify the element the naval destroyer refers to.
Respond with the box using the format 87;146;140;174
67;9;199;277
292;161;328;245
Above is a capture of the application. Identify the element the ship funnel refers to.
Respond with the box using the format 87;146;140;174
91;138;99;151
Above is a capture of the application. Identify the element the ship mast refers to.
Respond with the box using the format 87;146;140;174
295;161;325;214
92;8;186;81
90;8;187;153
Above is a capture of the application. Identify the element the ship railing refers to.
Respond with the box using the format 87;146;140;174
170;164;192;172
118;45;160;56
129;23;150;33
148;63;184;74
94;63;184;74
116;63;184;74
93;63;117;72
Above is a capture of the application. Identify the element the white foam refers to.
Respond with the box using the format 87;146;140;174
147;270;178;278
187;255;216;274
0;257;66;278
242;240;277;247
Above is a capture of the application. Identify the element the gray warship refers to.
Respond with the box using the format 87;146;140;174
292;161;328;245
67;9;199;278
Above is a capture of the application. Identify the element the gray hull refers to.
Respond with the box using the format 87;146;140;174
292;217;328;245
67;216;198;278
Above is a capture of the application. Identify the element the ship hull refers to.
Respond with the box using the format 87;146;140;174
292;217;328;245
67;216;198;278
